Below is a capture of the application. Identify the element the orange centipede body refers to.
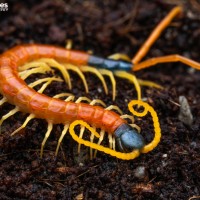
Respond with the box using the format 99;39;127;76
0;45;126;133
1;6;199;160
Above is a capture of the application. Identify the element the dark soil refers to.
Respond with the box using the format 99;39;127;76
0;0;200;199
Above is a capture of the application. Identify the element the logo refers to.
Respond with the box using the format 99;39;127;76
0;3;8;11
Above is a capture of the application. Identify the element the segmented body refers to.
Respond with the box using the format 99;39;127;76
1;6;192;159
0;44;125;133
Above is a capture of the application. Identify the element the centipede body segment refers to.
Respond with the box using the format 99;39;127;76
0;6;199;160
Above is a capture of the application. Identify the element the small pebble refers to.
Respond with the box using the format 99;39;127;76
75;193;84;200
178;96;193;127
188;67;195;74
79;162;84;167
97;87;102;93
162;154;168;158
190;141;197;148
161;161;167;167
157;167;161;173
134;166;146;179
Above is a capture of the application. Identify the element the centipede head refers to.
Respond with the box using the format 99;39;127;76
114;123;145;152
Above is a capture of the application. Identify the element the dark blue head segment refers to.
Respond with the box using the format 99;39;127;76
114;123;145;152
88;55;133;71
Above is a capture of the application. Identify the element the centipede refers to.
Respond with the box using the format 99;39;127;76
0;6;199;160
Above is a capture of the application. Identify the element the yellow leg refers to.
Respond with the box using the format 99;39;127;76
37;80;56;94
112;135;116;151
40;122;53;158
80;66;108;95
0;107;19;126
64;64;88;93
0;97;7;106
137;79;163;89
120;114;141;135
114;71;141;101
77;125;85;154
53;93;74;99
11;113;35;136
28;77;63;89
19;61;52;71
90;99;106;107
106;105;123;115
64;96;75;102
120;114;135;124
108;53;131;62
55;124;69;156
90;126;96;160
19;65;52;80
93;129;105;158
65;39;73;49
38;58;72;89
98;69;116;101
129;124;141;133
108;134;114;150
53;93;75;102
75;97;91;104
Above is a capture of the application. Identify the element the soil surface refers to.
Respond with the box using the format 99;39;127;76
0;0;200;199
